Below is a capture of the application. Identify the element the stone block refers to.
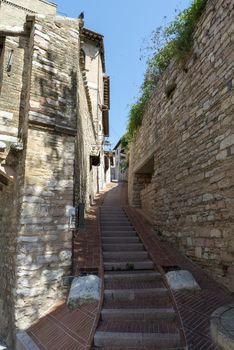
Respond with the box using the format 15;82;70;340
59;250;72;261
41;269;64;282
166;270;201;291
220;134;234;150
16;331;40;350
37;255;58;264
211;304;234;350
67;275;100;309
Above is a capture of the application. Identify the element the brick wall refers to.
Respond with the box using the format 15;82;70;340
128;0;234;291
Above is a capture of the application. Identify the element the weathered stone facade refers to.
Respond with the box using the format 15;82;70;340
113;139;128;182
0;0;56;26
128;0;234;291
0;2;110;347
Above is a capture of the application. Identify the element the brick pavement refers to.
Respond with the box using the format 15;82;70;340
125;205;234;350
26;185;112;350
27;182;234;349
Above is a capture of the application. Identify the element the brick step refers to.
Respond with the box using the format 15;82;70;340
104;288;168;301
94;330;181;348
102;237;139;244
102;231;137;237
105;278;164;290
104;260;154;271
102;243;144;252
103;251;148;260
101;308;176;321
101;226;135;231
104;271;161;282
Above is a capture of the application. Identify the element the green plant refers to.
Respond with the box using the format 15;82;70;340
125;0;208;143
126;263;135;271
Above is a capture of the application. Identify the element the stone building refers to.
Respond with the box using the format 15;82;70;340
112;138;128;181
0;0;110;346
128;0;233;292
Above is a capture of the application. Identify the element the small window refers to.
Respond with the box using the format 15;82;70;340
0;38;4;57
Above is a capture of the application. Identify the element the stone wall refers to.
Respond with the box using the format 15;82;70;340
0;1;109;344
128;0;234;291
14;15;80;331
0;182;16;345
75;62;99;207
0;0;56;26
0;14;102;345
0;28;31;345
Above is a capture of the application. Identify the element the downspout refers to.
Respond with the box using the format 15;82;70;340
96;47;101;193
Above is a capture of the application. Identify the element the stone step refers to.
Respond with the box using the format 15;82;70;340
94;331;181;348
102;243;144;251
101;222;131;226
105;278;164;291
102;237;139;244
101;308;176;321
101;216;130;222
104;260;154;271
102;226;135;231
101;217;128;221
103;251;148;260
102;231;137;237
100;207;126;215
94;348;185;350
104;288;167;301
101;215;130;223
101;212;126;216
104;271;161;282
103;294;172;310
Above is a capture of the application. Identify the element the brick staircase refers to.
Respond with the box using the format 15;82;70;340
93;206;186;349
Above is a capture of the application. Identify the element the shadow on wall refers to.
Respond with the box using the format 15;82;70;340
14;48;80;332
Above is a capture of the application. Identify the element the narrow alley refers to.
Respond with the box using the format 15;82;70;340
0;0;233;349
26;182;234;350
94;183;234;349
94;183;185;349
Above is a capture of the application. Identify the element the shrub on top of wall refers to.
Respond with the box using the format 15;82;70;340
124;0;208;144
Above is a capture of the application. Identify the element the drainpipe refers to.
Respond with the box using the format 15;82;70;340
96;47;101;193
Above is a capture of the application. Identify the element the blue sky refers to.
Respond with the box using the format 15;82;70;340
54;0;191;148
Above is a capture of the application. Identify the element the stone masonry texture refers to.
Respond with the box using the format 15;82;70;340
0;0;56;26
128;0;234;292
0;7;109;347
